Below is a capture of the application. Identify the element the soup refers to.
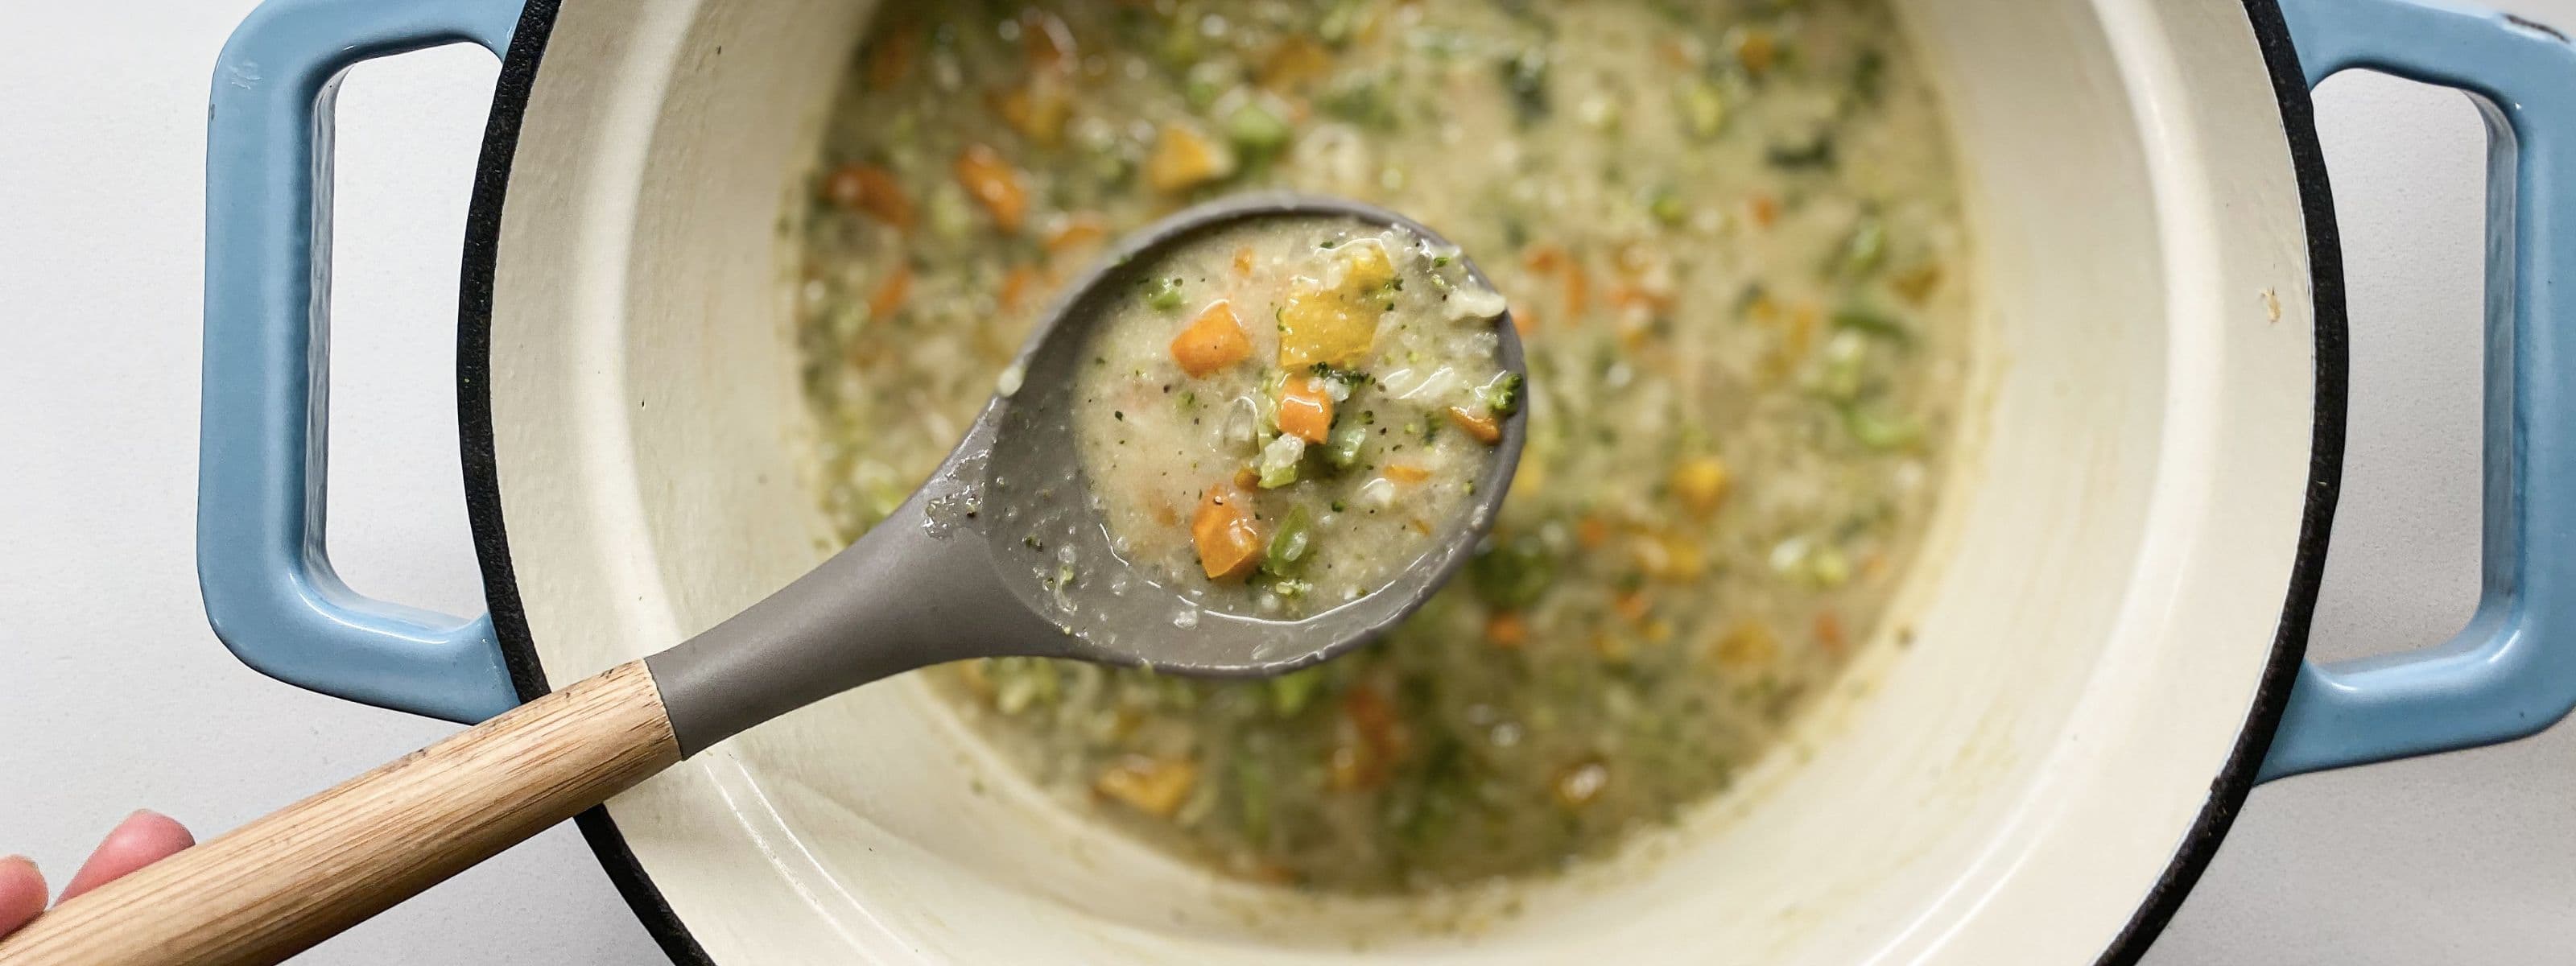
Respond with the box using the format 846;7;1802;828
795;0;1972;892
1071;216;1515;617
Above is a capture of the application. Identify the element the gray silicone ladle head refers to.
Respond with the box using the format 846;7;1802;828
646;192;1526;755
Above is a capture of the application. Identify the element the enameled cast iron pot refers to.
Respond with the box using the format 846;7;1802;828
199;0;2576;961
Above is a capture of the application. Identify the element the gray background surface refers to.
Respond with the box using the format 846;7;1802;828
2;1;2568;962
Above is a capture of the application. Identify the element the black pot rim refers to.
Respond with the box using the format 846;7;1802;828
452;3;2346;963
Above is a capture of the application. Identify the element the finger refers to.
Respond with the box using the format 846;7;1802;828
58;811;195;902
0;856;46;935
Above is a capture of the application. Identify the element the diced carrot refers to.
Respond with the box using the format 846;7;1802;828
1170;300;1252;377
1486;611;1528;649
1748;193;1780;229
1232;246;1255;277
953;144;1030;233
821;163;914;231
1094;754;1197;818
1576;515;1610;550
1191;485;1265;580
1275;377;1335;444
1446;407;1502;444
998;264;1042;315
1383;464;1431;484
1329;684;1405;791
1522;245;1567;274
1735;27;1778;76
1044;213;1108;257
1232;467;1261;490
866;25;919;89
1520;245;1587;320
1814;612;1847;655
1614;591;1652;623
1145;122;1232;195
867;264;912;320
1513;305;1538;334
1340;679;1401;747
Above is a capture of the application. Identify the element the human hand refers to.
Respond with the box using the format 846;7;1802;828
0;811;195;935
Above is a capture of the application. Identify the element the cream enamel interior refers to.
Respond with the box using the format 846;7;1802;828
480;0;2321;961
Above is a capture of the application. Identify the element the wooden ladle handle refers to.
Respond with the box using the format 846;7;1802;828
0;661;678;966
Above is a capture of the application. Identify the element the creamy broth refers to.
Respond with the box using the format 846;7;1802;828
796;0;1972;892
1073;217;1513;617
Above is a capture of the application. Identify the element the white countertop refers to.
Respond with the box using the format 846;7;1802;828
4;2;2572;961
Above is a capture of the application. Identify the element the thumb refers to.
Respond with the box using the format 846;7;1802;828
57;811;195;903
0;856;46;936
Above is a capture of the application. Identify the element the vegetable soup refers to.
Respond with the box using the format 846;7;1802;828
795;0;1973;892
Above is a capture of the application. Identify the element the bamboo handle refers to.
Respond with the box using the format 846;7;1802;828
0;661;679;966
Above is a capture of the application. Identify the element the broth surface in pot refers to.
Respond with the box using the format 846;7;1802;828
795;0;1972;892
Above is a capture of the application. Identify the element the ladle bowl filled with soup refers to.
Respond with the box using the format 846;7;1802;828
197;0;2576;961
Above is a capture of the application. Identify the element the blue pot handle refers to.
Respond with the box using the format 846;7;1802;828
2264;0;2576;779
200;0;529;724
